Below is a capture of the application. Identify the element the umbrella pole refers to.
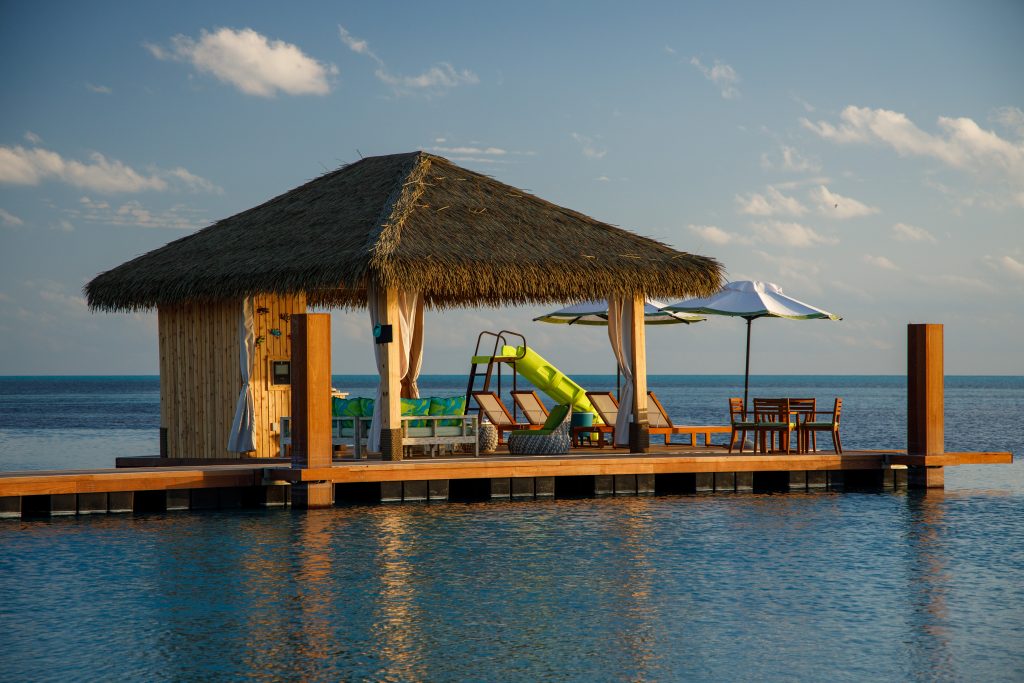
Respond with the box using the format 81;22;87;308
743;317;752;413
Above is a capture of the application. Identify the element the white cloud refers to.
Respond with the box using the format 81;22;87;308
167;167;223;194
863;254;897;270
991;106;1024;139
664;45;677;55
802;106;1024;185
26;279;89;318
571;133;606;160
811;185;879;218
690;57;740;99
339;24;478;94
24;131;42;145
751;220;838;247
0;144;219;194
72;196;208;230
0;208;23;227
148;27;336;97
892;222;936;243
761;145;820;172
85;82;112;94
376;63;479;90
736;186;807;216
688;224;752;246
430;146;506;156
51;219;74;232
986;254;1024;281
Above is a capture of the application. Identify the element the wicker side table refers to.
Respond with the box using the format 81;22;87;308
478;422;498;453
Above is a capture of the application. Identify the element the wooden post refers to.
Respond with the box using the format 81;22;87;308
291;313;333;507
628;294;650;453
907;323;944;489
378;287;404;461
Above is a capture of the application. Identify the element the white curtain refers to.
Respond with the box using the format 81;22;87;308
607;295;634;446
367;288;423;452
227;297;256;453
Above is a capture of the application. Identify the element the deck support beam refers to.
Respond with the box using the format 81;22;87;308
290;313;334;507
377;286;404;461
629;294;650;453
907;324;945;489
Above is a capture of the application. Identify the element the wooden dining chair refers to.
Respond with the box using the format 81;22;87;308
801;398;843;454
787;398;816;453
728;397;757;453
752;398;794;453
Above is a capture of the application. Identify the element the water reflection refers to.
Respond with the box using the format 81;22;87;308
370;505;428;682
4;489;1024;681
904;490;953;681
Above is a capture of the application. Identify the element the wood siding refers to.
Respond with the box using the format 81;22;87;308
250;293;307;458
158;293;306;459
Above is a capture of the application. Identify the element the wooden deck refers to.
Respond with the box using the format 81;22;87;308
0;446;1010;514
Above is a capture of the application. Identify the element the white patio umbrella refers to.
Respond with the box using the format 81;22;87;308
534;299;705;326
662;281;840;410
535;299;704;397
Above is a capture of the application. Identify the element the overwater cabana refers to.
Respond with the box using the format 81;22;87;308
86;152;722;470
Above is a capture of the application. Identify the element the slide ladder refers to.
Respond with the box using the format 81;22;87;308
464;330;602;423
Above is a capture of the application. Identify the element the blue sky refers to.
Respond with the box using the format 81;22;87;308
1;1;1022;376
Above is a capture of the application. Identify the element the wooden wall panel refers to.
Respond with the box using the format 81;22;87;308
250;293;307;458
159;294;307;459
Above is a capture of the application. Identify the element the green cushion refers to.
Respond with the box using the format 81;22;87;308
804;421;835;428
732;421;758;428
401;397;432;427
541;404;571;431
430;395;467;426
753;421;795;428
332;397;363;428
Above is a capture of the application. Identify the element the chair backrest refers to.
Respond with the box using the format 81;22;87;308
472;391;516;426
646;391;673;428
788;398;816;423
832;398;842;423
728;397;747;423
511;390;549;426
753;398;790;422
541;404;571;431
585;392;618;426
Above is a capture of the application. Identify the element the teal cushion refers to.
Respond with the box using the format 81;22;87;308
332;397;363;428
401;397;432;427
359;397;375;417
430;395;467;426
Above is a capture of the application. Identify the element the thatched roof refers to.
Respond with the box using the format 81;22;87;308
86;151;723;311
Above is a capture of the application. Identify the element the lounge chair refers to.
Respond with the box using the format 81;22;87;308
511;390;549;427
472;391;534;444
584;391;619;447
646;392;731;446
507;404;572;455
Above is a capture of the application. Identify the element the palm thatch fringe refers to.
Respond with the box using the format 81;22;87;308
86;152;723;311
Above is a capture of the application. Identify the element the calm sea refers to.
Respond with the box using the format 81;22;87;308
1;375;1022;681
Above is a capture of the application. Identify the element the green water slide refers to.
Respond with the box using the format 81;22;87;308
498;345;602;423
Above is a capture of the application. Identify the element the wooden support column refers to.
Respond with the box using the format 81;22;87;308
291;313;334;507
378;287;404;461
907;323;944;489
628;294;650;453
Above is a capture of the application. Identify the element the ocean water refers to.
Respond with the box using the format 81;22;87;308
1;375;1022;681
